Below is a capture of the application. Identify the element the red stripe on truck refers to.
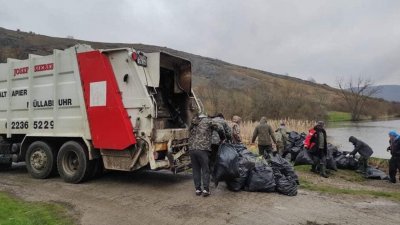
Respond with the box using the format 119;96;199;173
77;51;136;150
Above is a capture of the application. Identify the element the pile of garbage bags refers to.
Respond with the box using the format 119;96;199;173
214;143;298;196
286;131;388;180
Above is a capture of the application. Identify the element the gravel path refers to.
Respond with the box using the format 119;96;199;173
1;163;400;225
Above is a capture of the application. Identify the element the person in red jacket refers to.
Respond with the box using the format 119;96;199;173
307;121;328;178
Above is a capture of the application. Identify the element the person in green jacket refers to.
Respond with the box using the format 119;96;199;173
275;120;288;156
251;117;277;159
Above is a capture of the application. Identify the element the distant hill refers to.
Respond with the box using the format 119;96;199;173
374;85;400;102
0;27;399;120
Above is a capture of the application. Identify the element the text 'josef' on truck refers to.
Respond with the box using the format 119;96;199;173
0;44;203;183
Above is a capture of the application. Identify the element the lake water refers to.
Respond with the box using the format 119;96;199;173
326;119;400;159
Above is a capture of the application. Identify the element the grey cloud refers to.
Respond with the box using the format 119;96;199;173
0;0;399;85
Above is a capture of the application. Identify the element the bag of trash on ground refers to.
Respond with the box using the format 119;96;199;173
288;131;301;141
273;169;298;196
233;143;258;160
286;131;306;162
326;157;338;171
289;146;302;161
245;161;276;192
335;155;359;170
327;143;340;157
294;148;314;166
326;145;338;171
213;143;240;183
226;156;255;191
365;167;389;180
283;152;292;162
270;154;299;184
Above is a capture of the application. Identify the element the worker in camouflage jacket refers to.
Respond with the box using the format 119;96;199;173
231;115;242;144
211;113;232;147
188;114;225;197
251;117;277;159
348;136;374;174
275;121;288;156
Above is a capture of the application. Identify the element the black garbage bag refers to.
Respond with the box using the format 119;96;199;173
335;155;359;170
332;150;343;158
270;154;299;184
365;167;389;180
327;143;339;156
290;146;302;161
286;141;295;150
231;143;247;154
299;132;307;140
283;152;292;162
348;157;358;170
213;144;240;183
273;170;298;196
245;162;276;192
226;156;255;191
326;157;338;171
326;146;338;171
294;139;304;147
288;131;300;141
294;149;314;166
335;155;347;169
234;144;258;159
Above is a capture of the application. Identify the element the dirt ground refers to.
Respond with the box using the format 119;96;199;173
1;163;400;225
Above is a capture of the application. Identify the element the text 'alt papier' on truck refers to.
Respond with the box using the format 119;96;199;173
0;44;203;183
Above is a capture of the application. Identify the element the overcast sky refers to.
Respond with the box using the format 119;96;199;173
1;0;399;86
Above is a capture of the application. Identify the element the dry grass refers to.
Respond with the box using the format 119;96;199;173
236;119;315;145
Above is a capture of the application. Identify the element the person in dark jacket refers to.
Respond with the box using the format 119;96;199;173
188;114;224;197
387;130;400;183
348;136;373;174
309;121;328;178
251;117;277;159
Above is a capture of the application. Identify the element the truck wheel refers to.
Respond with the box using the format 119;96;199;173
57;141;93;183
25;141;55;179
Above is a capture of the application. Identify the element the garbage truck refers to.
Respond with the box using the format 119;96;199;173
0;44;202;183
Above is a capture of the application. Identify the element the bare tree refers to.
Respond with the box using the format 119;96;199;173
337;77;380;121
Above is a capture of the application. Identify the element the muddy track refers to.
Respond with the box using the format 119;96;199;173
1;163;399;225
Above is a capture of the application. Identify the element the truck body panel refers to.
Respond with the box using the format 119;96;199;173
77;51;136;150
0;48;91;139
0;44;201;179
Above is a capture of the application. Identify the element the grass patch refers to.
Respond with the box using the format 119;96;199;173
294;165;311;172
294;165;365;182
369;157;389;172
299;179;400;201
0;192;74;225
295;165;400;201
327;111;352;122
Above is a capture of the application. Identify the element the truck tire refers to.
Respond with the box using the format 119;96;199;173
25;141;56;179
57;141;93;183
